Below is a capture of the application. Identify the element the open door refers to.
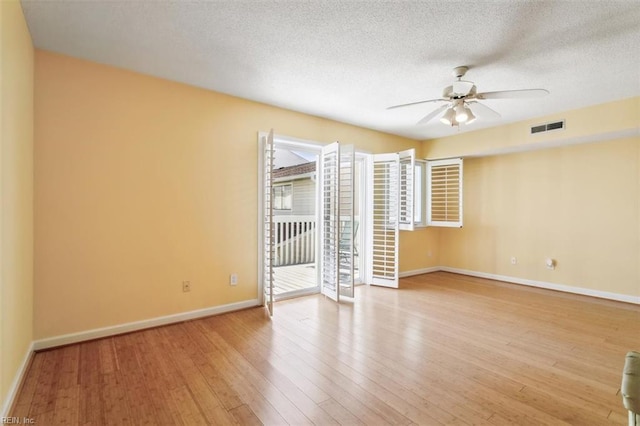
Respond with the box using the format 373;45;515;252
263;130;275;315
320;142;355;301
367;153;400;288
320;142;340;301
399;149;415;231
338;144;355;298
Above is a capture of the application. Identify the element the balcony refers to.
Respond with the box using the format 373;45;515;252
272;215;316;296
271;215;360;297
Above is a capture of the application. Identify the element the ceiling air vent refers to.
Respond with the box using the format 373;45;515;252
530;120;565;135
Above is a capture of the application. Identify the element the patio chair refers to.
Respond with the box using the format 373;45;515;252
339;221;359;257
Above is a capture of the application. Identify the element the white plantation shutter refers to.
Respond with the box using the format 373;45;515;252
320;142;340;301
263;130;275;315
398;149;415;231
367;153;400;288
338;144;355;298
427;158;463;227
320;142;356;301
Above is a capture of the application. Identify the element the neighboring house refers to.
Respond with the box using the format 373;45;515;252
271;161;317;266
272;161;316;217
271;160;361;268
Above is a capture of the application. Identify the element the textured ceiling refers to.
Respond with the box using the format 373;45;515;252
21;0;640;140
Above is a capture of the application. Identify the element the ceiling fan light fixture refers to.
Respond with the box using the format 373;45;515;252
440;107;456;125
454;103;468;123
465;105;476;124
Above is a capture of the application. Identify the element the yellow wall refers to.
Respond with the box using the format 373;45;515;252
31;48;639;344
34;50;425;339
424;102;640;298
400;228;439;272
0;0;34;407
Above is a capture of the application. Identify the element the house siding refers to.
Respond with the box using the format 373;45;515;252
274;177;315;216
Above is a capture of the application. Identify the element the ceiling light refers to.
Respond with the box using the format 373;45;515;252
454;103;468;123
440;107;456;125
465;106;476;124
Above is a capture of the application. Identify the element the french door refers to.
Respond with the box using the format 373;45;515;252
263;130;275;315
368;153;400;288
319;142;355;301
366;149;415;288
261;132;415;312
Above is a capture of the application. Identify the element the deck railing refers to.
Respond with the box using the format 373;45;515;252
273;215;360;267
274;215;316;266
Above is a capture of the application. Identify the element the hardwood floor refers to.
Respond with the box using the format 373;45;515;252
11;272;640;425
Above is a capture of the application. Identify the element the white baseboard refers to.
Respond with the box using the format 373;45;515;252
33;299;260;351
438;266;640;305
1;341;35;418
399;267;441;278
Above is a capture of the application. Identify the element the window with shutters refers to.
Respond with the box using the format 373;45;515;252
273;184;292;210
427;158;463;227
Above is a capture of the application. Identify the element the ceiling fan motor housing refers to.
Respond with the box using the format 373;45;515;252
453;66;469;79
443;84;476;99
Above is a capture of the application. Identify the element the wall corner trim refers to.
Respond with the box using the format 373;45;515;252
1;342;35;418
33;299;260;351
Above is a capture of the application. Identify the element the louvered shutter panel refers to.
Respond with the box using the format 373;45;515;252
398;149;415;231
427;158;463;227
367;153;400;288
320;142;340;301
338;144;355;298
263;130;275;315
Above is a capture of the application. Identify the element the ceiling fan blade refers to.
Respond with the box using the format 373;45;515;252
417;104;449;125
475;89;549;100
387;98;446;110
467;101;501;118
452;80;474;96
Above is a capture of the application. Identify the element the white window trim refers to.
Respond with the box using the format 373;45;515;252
413;159;428;228
273;183;293;211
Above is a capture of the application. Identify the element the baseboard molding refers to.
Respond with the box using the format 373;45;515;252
1;341;35;418
399;267;440;278
438;266;640;305
33;299;260;351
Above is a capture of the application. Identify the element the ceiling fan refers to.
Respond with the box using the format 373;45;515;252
387;66;549;126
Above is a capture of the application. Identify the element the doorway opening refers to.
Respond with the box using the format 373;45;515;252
260;133;369;306
271;144;319;298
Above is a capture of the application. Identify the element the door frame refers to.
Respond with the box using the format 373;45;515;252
257;132;371;303
258;132;324;303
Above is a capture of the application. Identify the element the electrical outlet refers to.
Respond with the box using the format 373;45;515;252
182;281;191;292
510;256;517;265
230;273;238;286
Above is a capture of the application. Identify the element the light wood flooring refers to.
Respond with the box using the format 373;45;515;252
10;272;640;425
